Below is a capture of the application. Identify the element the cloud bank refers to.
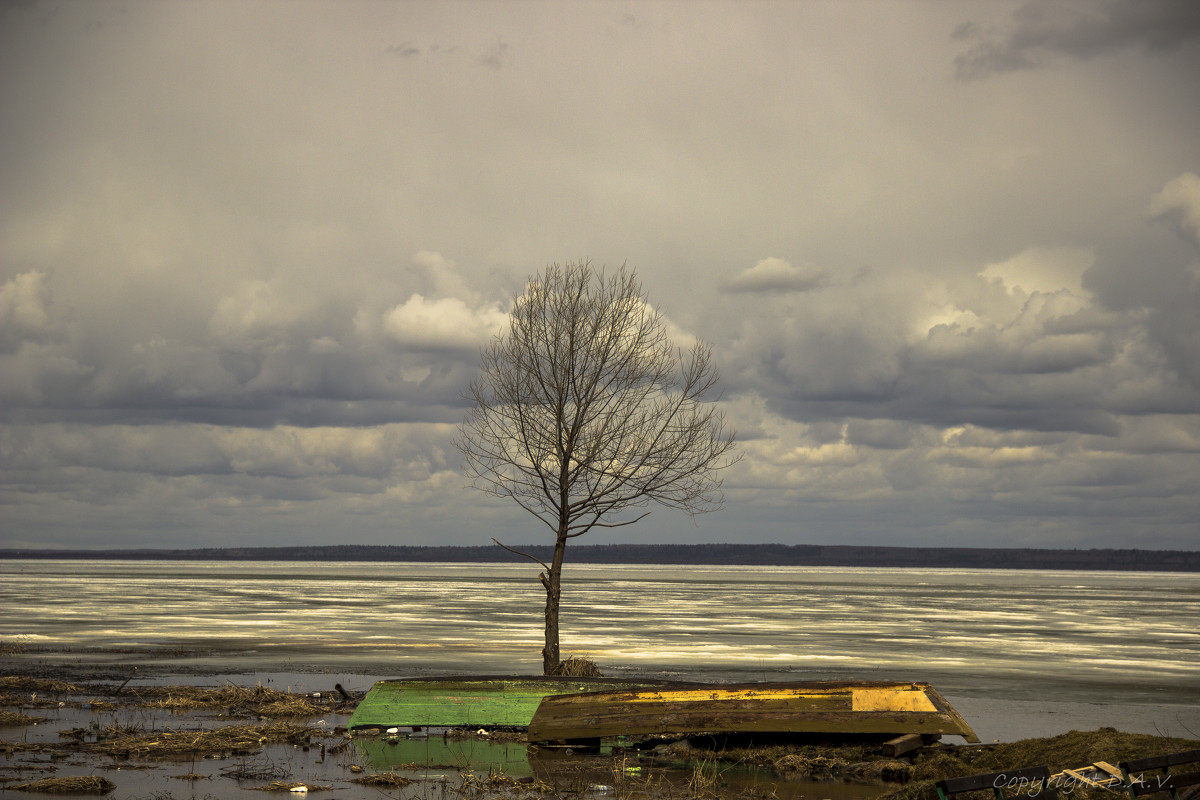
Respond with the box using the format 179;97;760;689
2;1;1197;551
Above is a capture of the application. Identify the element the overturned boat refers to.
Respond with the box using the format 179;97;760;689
527;680;980;744
346;675;679;733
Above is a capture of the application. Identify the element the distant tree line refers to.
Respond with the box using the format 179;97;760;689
2;543;1197;571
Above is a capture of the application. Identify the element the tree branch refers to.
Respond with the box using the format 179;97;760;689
491;537;551;572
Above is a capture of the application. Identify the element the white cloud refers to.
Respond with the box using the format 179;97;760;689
1146;172;1200;248
917;290;1111;375
979;246;1095;297
209;279;317;345
408;251;480;302
383;294;508;352
722;258;829;294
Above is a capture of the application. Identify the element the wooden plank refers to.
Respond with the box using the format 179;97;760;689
1055;762;1125;793
1062;769;1111;791
883;733;933;757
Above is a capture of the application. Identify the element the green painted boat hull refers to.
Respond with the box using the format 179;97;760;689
347;676;679;732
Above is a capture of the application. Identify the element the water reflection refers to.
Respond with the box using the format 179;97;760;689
357;734;535;775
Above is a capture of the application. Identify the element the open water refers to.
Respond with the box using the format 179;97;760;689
2;560;1198;742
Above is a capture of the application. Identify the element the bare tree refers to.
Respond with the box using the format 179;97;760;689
455;260;739;675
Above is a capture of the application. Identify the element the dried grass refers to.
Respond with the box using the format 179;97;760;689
0;740;47;753
0;676;81;695
220;759;289;780
456;771;554;793
772;753;840;776
248;780;332;792
0;710;45;727
0;675;347;718
687;759;729;799
0;638;30;655
132;684;327;717
170;772;209;780
84;722;320;757
550;656;603;677
351;771;414;787
9;775;116;794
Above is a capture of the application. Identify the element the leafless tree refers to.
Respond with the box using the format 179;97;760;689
455;260;739;675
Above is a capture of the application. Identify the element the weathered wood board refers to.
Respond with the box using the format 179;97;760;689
347;676;679;731
527;680;980;743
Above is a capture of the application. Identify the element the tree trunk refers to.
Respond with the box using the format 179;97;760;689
542;532;568;675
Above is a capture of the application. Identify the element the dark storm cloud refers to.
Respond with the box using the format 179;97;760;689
954;0;1200;80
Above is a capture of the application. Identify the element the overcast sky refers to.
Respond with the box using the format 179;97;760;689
3;0;1199;552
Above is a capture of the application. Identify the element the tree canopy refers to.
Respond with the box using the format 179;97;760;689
455;260;738;673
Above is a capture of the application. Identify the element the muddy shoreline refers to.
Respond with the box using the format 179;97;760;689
3;660;1198;800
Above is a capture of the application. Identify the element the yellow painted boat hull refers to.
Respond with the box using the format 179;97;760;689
528;680;979;743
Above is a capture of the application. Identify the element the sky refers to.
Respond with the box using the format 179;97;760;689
2;0;1199;552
